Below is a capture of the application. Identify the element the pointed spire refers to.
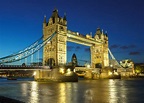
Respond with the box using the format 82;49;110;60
90;32;92;37
102;29;104;34
63;12;67;20
51;8;60;18
105;31;108;37
43;15;46;23
96;27;101;35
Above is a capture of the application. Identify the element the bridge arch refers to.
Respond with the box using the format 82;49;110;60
45;58;55;68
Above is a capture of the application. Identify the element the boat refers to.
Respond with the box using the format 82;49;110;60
75;71;85;77
7;76;17;80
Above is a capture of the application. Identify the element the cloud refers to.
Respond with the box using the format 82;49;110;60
67;46;74;51
120;45;136;50
75;46;81;51
67;46;81;51
85;48;90;52
129;51;141;55
110;44;136;50
110;44;119;49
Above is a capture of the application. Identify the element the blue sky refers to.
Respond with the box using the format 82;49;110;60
0;0;144;65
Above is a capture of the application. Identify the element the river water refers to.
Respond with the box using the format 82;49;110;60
0;78;144;103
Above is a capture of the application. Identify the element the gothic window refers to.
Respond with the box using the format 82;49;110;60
59;46;63;51
49;18;53;25
59;26;64;31
59;55;63;63
58;36;65;42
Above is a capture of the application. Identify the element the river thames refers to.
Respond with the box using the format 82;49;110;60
0;78;144;103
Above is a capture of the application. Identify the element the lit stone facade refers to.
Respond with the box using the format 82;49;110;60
91;28;109;68
43;9;109;68
43;9;67;66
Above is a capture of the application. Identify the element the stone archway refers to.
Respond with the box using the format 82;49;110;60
45;58;55;68
95;63;102;68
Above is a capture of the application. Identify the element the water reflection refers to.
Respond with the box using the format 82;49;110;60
108;80;118;103
108;80;127;103
29;82;39;103
1;79;144;103
21;83;28;96
58;83;66;103
84;89;93;103
58;83;78;103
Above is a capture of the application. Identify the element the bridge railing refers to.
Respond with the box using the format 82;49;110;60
0;65;51;70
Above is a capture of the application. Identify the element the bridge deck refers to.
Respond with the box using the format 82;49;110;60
0;65;51;71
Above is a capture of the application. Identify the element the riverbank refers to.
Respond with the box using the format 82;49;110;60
0;96;24;103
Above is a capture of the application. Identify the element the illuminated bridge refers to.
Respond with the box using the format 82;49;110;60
0;65;51;71
0;9;121;71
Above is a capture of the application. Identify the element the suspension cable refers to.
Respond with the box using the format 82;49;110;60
0;32;56;64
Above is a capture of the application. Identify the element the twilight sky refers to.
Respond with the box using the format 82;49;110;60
0;0;144;65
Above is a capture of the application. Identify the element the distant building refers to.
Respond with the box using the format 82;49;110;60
120;59;134;69
71;53;78;67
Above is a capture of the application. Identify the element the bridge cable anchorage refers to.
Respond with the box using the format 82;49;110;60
108;48;123;68
0;32;57;64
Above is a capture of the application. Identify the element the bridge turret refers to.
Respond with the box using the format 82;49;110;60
43;9;67;66
94;28;101;40
43;15;47;28
50;9;60;24
63;13;67;26
47;9;67;27
100;29;104;40
91;27;109;68
94;28;108;41
105;31;108;40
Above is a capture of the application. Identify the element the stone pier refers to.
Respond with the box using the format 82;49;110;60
34;68;78;82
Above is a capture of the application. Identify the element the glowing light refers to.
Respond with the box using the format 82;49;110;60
33;71;36;76
67;68;71;73
108;71;113;75
59;68;65;74
110;64;113;67
87;64;90;68
114;72;119;75
73;69;76;72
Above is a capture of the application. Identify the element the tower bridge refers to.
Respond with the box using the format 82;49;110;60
0;9;133;81
0;9;117;70
43;9;109;68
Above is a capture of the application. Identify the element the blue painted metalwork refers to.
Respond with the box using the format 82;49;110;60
0;32;56;64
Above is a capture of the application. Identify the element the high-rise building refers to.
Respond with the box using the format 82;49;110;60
71;53;78;67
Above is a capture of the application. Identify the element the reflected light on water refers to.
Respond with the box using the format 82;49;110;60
21;83;28;96
58;83;78;103
84;89;93;103
108;80;127;103
109;80;117;103
1;79;143;103
29;81;39;103
58;83;66;103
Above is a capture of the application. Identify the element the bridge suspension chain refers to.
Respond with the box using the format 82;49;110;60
0;32;56;64
108;48;122;68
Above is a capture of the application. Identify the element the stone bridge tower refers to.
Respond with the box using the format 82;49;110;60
90;28;109;68
43;9;67;66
